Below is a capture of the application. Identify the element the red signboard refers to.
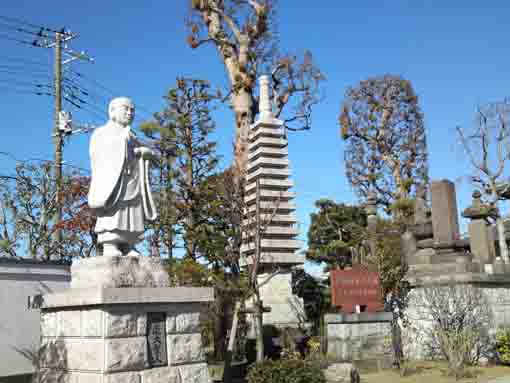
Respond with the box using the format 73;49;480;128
330;265;384;313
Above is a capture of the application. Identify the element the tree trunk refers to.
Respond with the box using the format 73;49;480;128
223;301;241;383
254;294;264;362
232;90;254;176
497;217;509;263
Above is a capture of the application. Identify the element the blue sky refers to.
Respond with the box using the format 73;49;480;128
1;1;510;268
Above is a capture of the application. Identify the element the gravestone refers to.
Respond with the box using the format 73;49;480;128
430;179;460;242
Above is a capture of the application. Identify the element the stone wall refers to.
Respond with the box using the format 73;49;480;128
0;259;70;379
325;313;393;371
404;283;510;360
37;287;213;383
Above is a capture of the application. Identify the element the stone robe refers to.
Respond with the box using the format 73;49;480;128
88;122;157;245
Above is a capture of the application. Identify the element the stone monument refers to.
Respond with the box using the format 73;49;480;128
240;76;305;327
404;179;510;360
35;98;213;383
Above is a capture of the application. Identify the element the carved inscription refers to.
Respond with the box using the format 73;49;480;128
147;312;167;367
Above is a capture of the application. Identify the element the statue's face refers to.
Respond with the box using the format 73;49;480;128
111;101;135;126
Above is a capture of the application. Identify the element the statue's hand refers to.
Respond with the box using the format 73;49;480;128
134;147;156;160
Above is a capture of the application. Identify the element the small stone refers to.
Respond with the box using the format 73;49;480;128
41;311;57;337
58;309;81;337
82;309;103;337
168;334;205;365
324;363;360;383
105;337;147;372
141;367;179;383
104;372;141;383
178;363;210;383
105;311;138;338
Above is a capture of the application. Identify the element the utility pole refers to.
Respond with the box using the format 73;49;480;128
53;31;63;252
34;28;93;258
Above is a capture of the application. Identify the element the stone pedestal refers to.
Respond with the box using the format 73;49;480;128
405;274;510;360
257;272;305;326
37;287;213;383
35;255;213;383
325;313;393;372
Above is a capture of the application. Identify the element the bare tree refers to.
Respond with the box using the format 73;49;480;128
187;0;324;174
409;284;491;374
340;74;429;214
457;100;510;263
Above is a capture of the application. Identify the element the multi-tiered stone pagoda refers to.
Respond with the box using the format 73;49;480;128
241;75;305;326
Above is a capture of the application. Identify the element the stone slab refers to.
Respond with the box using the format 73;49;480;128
38;287;214;309
430;179;460;242
71;255;170;289
406;271;510;287
325;312;392;324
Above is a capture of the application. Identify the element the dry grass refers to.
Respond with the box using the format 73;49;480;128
361;361;510;383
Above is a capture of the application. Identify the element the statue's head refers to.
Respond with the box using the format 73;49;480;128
109;97;135;126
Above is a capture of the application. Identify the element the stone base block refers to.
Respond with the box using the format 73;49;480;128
326;312;392;370
324;363;360;383
38;287;213;382
71;256;170;289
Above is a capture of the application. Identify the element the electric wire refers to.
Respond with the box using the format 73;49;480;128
0;32;38;46
0;85;52;96
0;21;49;37
68;69;155;118
0;78;51;89
0;56;49;67
0;14;61;34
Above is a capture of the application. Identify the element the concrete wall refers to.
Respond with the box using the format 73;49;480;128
0;259;70;378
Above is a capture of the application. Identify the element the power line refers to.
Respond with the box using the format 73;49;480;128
0;56;49;67
0;21;48;37
0;68;52;79
0;14;60;34
0;85;52;96
0;151;90;174
0;32;39;46
0;78;51;89
69;69;155;118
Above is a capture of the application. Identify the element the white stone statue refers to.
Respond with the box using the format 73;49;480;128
88;97;157;257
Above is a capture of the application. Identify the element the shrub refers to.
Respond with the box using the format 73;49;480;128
495;328;510;365
436;327;479;380
247;358;326;383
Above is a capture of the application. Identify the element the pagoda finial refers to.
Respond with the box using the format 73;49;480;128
258;75;273;120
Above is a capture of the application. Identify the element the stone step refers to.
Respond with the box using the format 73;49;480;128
244;190;295;204
240;239;302;254
246;167;290;182
248;126;285;141
240;252;304;265
248;146;287;161
243;214;297;226
247;156;290;171
245;178;293;192
246;201;296;214
408;262;480;275
242;226;300;239
250;135;287;150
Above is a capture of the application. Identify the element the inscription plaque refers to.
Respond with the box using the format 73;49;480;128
147;312;167;367
330;265;384;313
